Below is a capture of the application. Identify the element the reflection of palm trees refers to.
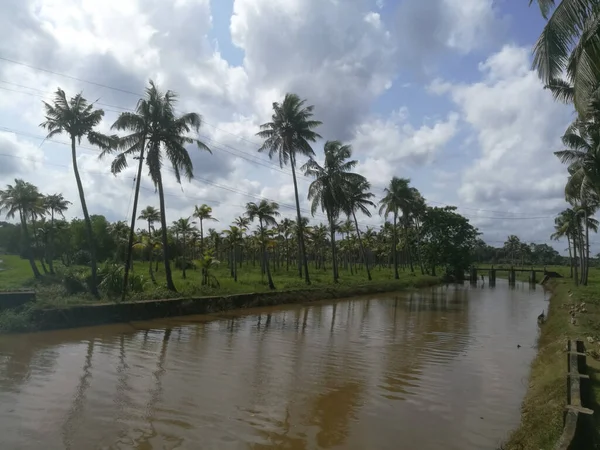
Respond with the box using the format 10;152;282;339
61;340;95;448
132;328;183;448
380;288;471;401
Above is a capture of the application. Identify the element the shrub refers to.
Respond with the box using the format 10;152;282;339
98;263;145;297
72;250;91;266
61;267;88;294
174;257;196;270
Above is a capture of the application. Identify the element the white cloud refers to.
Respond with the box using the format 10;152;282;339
0;0;569;250
429;44;573;246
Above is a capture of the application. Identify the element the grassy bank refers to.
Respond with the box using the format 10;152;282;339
0;254;440;333
504;266;600;450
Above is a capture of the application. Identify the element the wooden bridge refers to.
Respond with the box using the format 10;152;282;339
467;266;560;285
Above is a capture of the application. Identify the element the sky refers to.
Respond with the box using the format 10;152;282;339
0;0;581;253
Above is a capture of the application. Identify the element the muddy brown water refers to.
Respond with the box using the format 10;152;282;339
0;280;547;450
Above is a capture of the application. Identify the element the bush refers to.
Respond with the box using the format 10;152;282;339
98;263;145;297
72;250;91;266
61;267;89;294
175;257;196;270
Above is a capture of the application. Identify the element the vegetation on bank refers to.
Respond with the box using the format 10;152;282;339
0;254;439;332
503;266;600;450
0;83;479;318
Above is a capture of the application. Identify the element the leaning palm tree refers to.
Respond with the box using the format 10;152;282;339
40;89;115;296
246;200;280;289
530;0;600;115
257;93;322;284
44;193;71;274
343;179;376;281
0;179;43;278
379;177;415;279
193;204;218;256
303;141;366;283
101;81;211;293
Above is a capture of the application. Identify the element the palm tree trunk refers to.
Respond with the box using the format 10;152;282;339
156;171;176;291
567;236;573;278
200;218;204;256
392;214;399;279
48;210;55;274
290;155;310;285
328;213;339;283
71;136;99;297
585;220;590;285
20;211;41;278
233;245;238;282
352;212;371;281
572;234;579;286
182;233;187;279
31;218;48;274
121;142;146;301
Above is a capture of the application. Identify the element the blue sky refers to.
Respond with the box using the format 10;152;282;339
0;0;579;252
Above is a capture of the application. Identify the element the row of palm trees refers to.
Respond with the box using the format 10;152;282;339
531;1;600;285
20;78;430;297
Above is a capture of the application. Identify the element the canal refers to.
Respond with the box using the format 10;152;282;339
0;280;547;449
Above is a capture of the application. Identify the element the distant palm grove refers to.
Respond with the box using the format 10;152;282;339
0;82;531;301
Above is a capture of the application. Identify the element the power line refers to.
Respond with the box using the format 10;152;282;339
0;56;567;220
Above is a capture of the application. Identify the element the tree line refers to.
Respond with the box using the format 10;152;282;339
530;1;600;285
0;83;480;299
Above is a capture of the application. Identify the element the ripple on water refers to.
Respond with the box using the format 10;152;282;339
0;283;547;449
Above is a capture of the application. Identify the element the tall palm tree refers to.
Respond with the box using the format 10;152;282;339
246;200;280;289
40;88;115;296
278;218;294;271
172;217;195;279
530;0;600;115
101;81;211;293
43;193;71;274
303;141;366;283
257;93;322;284
552;208;580;283
138;206;161;235
133;234;161;284
223;225;243;282
193;204;218;256
379;177;416;279
0;179;43;278
343;179;376;281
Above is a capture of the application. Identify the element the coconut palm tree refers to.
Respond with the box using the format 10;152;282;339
246;200;280;289
40;89;115;296
0;179;44;278
379;177;416;279
223;225;243;282
133;234;161;284
278;218;294;271
257;93;322;284
172;217;195;279
343;179;376;281
138;206;161;235
530;0;600;115
193;204;218;256
107;83;210;292
43;193;71;274
552;207;581;283
303;140;366;283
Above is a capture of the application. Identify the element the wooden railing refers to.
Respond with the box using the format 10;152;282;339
553;340;594;450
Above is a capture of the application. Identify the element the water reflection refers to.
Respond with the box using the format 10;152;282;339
0;281;547;449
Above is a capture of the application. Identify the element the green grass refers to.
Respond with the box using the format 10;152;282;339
0;255;439;332
0;255;37;289
504;266;600;450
